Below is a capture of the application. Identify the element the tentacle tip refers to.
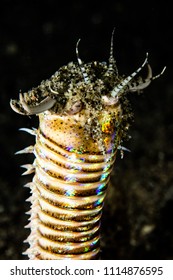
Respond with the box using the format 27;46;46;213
161;66;167;75
144;52;149;64
76;38;81;46
76;38;81;55
112;26;116;33
152;65;167;81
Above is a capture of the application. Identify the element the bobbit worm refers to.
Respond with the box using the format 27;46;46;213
10;32;166;260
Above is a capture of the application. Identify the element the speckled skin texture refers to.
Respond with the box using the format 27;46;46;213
38;105;121;153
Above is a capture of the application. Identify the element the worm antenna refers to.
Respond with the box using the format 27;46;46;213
129;64;153;92
107;28;118;76
76;39;90;84
129;64;166;92
111;53;149;98
152;66;166;80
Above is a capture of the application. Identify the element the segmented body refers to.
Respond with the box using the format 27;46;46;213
10;33;165;259
27;110;118;259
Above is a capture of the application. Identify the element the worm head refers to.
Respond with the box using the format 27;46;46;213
10;33;165;153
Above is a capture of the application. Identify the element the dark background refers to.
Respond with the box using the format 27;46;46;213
0;0;173;260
